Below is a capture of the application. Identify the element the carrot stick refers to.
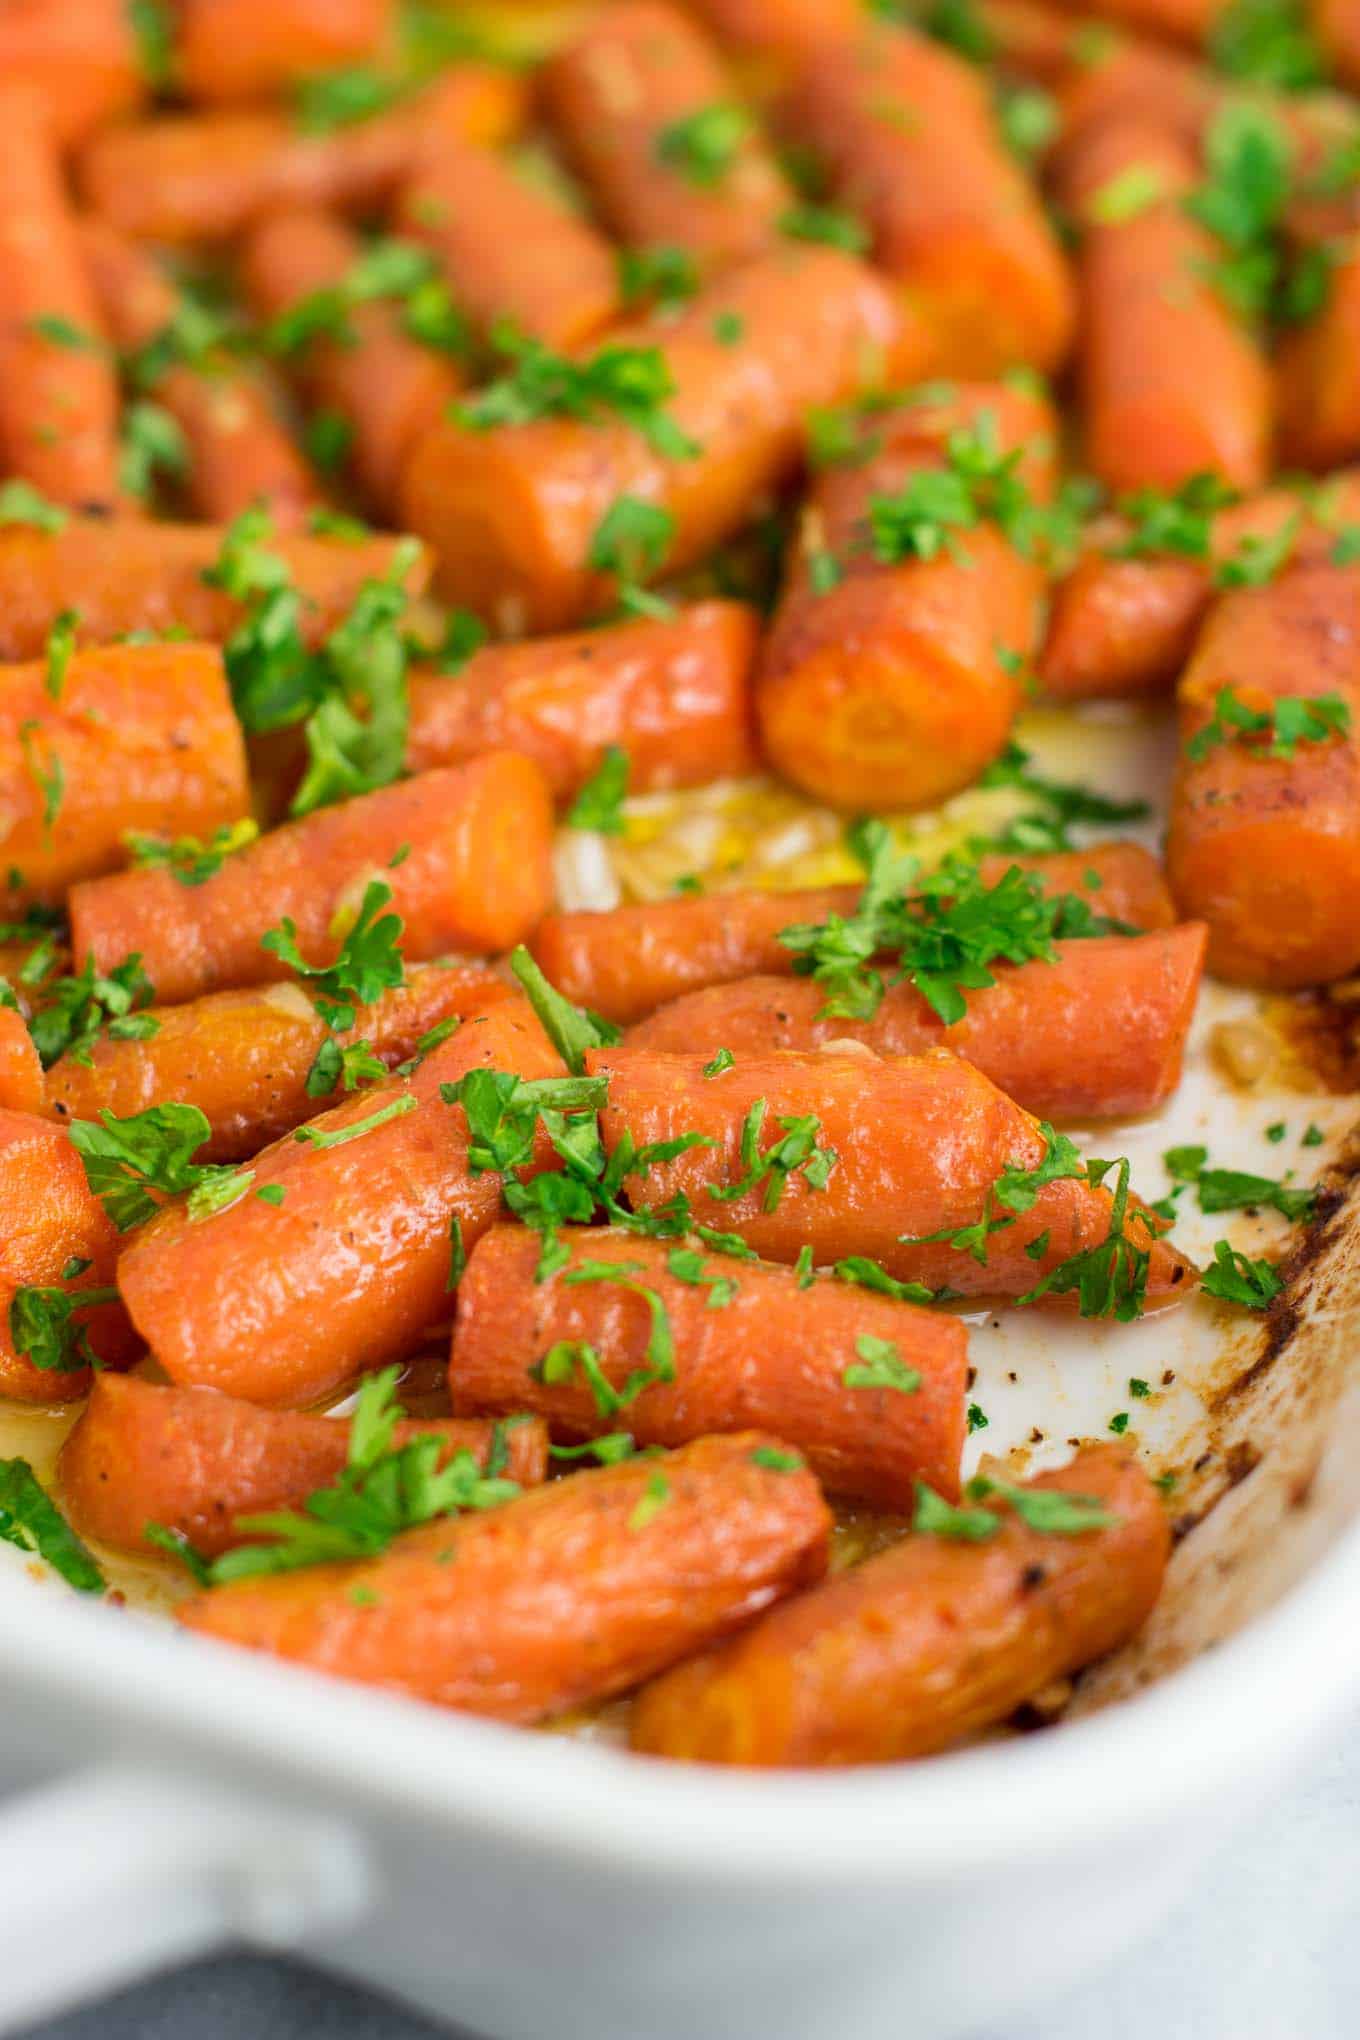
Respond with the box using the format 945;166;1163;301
1166;562;1360;985
59;1372;548;1560
80;220;320;529
756;381;1056;811
1059;118;1271;493
45;962;513;1162
398;245;923;632
540;1;793;272
0;1107;138;1403
776;26;1075;375
391;138;621;352
586;1043;1197;1305
0;85;120;511
630;1444;1168;1764
175;0;397;105
0;517;428;664
1276;245;1360;471
69;753;554;1008
239;206;464;517
116;996;565;1408
178;1430;832;1721
628;925;1208;1120
0;643;249;910
406;600;758;798
0;1009;44;1117
0;0;146;149
531;841;1177;1021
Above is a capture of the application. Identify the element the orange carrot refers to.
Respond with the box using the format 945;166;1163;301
541;1;793;271
59;1372;548;1560
1306;0;1360;87
399;245;922;632
0;1009;44;1117
680;0;864;64
0;85;120;510
406;600;758;797
179;1431;832;1721
586;1043;1197;1304
1275;243;1360;471
0;1107;137;1403
0;0;146;149
531;841;1177;1021
451;1223;967;1507
239;206;464;518
1166;562;1360;985
45;962;513;1162
0;517;428;663
116;996;565;1408
757;380;1056;811
175;0;397;105
631;1445;1168;1764
0;643;249;910
69;753;554;1007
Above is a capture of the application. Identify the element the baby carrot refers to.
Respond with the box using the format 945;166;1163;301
59;1372;548;1560
175;0;397;105
69;754;554;1007
179;1431;832;1721
406;600;758;798
0;643;249;909
0;0;145;148
0;1009;44;1118
630;1445;1168;1764
1275;245;1360;472
116;996;566;1408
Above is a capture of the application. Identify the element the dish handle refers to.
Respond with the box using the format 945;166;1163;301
0;1760;371;2035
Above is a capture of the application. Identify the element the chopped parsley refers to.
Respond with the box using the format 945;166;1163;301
19;722;63;837
1209;0;1326;89
706;1097;837;1211
304;1036;387;1098
9;1282;119;1373
293;66;407;133
1200;1239;1284;1308
973;742;1149;855
1015;1154;1153;1321
122;817;258;887
843;1334;921;1394
0;1458;105;1593
779;203;869;253
587;498;677;618
458;332;697;459
1107;474;1238;560
1088;164;1166;224
1162;1143;1316;1222
69;1102;246;1231
265;238;467;361
566;746;630;834
915;1474;1118;1541
0;480;67;532
655;104;752;187
618;245;700;310
1186;687;1351;763
293;1095;416;1150
628;1470;672;1530
28;953;158;1069
42;610;78;703
261;878;404;1031
507;945;620;1075
119;401;189;502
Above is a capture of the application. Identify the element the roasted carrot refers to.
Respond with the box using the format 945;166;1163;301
0;518;428;663
1275;244;1360;472
179;1431;831;1721
175;0;397;105
399;245;922;631
77;67;526;244
0;1009;44;1118
630;1445;1168;1764
406;600;758;797
59;1372;548;1561
81;220;319;529
45;962;513;1162
757;380;1055;811
541;1;793;272
1060;119;1271;493
1166;562;1360;985
69;754;553;1008
0;1107;137;1403
239;206;464;517
116;996;565;1408
531;841;1177;1021
0;84;120;510
0;0;145;148
0;643;249;910
777;26;1075;375
586;1044;1197;1304
629;925;1208;1121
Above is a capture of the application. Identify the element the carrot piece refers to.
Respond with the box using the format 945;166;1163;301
0;1107;138;1403
69;753;554;1008
451;1224;966;1507
629;925;1208;1121
586;1044;1197;1305
680;0;864;64
531;841;1177;1022
776;26;1075;375
756;380;1055;811
399;245;923;632
0;0;146;149
59;1372;548;1560
1059;119;1271;493
178;1431;832;1721
541;1;793;272
630;1444;1168;1764
1166;563;1360;985
76;67;526;244
239;206;464;517
1308;0;1360;87
0;643;249;910
406;600;758;798
45;962;513;1163
80;220;319;529
1276;245;1360;472
0;1009;44;1117
116;996;565;1408
0;85;120;510
175;0;397;105
391;138;621;352
0;518;428;663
